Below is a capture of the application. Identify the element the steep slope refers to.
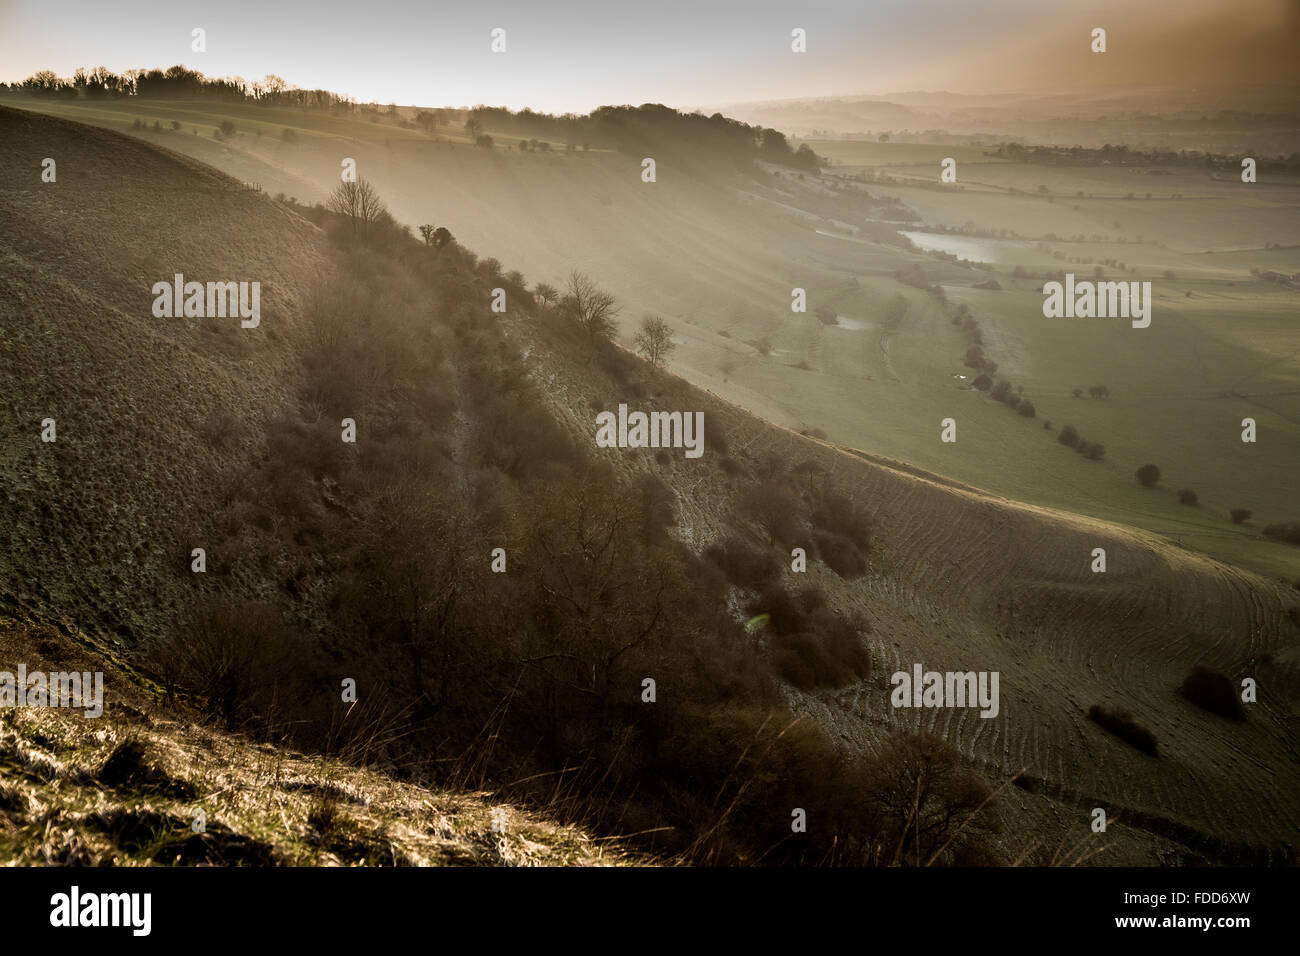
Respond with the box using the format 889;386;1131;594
508;302;1300;864
11;96;1297;584
0;104;323;644
0;616;637;866
2;106;1296;866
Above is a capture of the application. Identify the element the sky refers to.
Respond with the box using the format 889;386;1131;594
1;0;1296;113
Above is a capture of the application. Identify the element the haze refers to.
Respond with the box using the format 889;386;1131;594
2;0;1295;113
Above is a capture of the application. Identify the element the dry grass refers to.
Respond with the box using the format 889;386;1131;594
0;621;647;867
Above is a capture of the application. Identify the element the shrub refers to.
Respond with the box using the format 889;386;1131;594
1179;666;1245;720
1058;424;1080;448
1080;441;1105;460
1017;400;1036;418
809;488;873;552
744;583;808;636
1230;508;1252;525
769;628;870;691
972;374;992;391
860;732;998;865
704;537;779;589
1087;705;1159;756
1177;488;1198;506
812;530;868;579
703;414;729;457
1135;464;1161;487
1263;522;1300;546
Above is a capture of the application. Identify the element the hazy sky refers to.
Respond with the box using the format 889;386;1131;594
2;0;1295;112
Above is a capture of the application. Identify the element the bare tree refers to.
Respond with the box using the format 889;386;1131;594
862;732;997;865
327;178;388;236
633;314;676;371
533;282;558;308
562;271;619;344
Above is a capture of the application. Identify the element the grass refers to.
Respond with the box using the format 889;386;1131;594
0;621;646;867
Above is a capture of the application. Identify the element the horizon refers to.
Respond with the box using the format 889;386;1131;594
3;0;1296;115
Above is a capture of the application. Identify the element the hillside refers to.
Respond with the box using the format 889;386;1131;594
7;94;1299;583
507;282;1300;864
0;104;323;645
1;106;1298;866
0;616;634;866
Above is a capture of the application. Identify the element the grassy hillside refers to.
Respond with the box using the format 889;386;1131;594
2;105;1297;866
507;275;1300;865
5;95;1296;583
0;617;634;866
0;104;324;645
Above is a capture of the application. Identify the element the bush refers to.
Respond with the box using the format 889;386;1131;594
741;481;803;546
1087;705;1159;756
703;414;729;457
860;732;998;865
972;374;992;391
1018;400;1036;418
1058;424;1080;448
1230;508;1252;525
812;530;868;579
809;488;873;553
1135;464;1161;487
704;537;779;589
1179;666;1245;720
1079;440;1105;460
1177;488;1199;506
1263;522;1300;546
769;629;870;691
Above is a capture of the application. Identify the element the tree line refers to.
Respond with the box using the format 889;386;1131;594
4;66;824;171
